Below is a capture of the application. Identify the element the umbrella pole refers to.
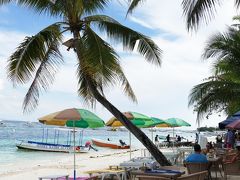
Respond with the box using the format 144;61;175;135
151;127;153;142
73;122;76;180
172;127;175;151
129;131;132;160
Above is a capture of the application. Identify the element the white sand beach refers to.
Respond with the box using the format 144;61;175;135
0;149;141;180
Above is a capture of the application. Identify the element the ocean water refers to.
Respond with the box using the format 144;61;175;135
0;120;197;166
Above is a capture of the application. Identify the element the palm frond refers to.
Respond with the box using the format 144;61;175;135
235;0;240;8
202;27;240;60
23;40;63;113
83;0;109;15
76;26;137;104
189;76;240;122
86;15;161;65
116;69;137;102
127;0;144;15
0;0;12;4
182;0;221;31
7;23;62;85
17;0;65;17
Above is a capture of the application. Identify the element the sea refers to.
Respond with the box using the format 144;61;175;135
0;120;199;169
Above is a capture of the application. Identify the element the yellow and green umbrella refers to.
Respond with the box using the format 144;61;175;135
38;108;105;180
39;108;105;128
106;111;156;128
106;111;157;159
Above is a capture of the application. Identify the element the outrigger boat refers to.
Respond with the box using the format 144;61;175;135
92;138;130;149
16;128;91;153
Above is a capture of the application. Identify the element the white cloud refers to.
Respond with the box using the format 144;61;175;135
129;16;154;29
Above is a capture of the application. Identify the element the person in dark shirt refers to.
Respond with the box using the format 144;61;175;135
177;135;181;142
166;134;170;142
155;135;159;145
119;139;126;146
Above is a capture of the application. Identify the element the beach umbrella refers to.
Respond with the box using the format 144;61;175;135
150;117;171;141
106;111;155;127
152;117;171;128
226;119;240;130
106;111;156;159
39;108;105;180
165;118;191;127
219;111;240;129
165;118;191;146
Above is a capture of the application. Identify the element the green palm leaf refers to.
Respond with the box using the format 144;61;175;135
82;0;109;15
7;23;62;84
182;0;240;30
127;0;144;15
75;26;137;104
23;39;63;113
189;76;240;121
85;14;161;65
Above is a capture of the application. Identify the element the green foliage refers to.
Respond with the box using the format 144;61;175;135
182;0;240;31
127;0;144;15
189;16;240;123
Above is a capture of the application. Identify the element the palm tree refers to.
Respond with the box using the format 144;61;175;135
182;0;240;30
4;0;171;165
189;21;240;123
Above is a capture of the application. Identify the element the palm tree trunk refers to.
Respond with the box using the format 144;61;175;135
72;30;171;166
89;83;171;166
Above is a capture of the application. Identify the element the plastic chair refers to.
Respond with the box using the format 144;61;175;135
184;162;211;179
223;160;240;179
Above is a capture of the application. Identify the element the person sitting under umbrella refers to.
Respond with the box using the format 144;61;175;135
119;139;126;146
85;141;98;151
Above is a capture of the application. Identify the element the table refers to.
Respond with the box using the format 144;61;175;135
85;169;126;180
130;166;185;180
38;174;69;180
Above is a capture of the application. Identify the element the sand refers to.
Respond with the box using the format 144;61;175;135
0;149;141;180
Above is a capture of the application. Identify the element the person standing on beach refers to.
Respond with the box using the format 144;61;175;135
195;132;199;143
216;134;223;148
166;134;170;143
155;135;159;146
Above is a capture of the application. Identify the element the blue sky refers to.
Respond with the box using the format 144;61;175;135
0;0;237;129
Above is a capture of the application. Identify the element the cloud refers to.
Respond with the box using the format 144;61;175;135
128;16;155;29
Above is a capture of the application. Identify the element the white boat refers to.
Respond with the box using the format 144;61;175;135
16;140;89;153
16;128;91;153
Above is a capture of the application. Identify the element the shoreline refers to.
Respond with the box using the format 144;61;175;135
0;148;141;180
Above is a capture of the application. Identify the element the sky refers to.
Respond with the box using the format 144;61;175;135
0;0;237;129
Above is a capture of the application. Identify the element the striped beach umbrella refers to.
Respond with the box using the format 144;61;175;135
39;108;105;180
